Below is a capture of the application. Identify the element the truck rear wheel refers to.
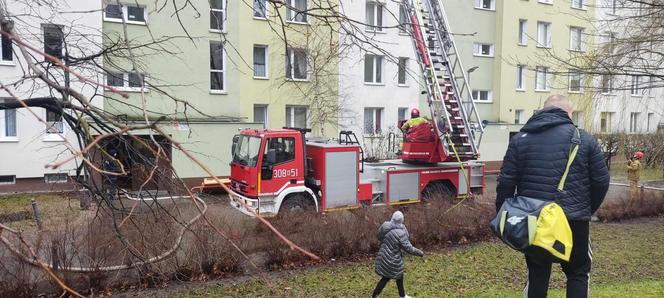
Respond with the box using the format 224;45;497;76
421;182;456;201
280;193;315;213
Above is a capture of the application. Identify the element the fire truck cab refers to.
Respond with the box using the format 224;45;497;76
225;128;484;217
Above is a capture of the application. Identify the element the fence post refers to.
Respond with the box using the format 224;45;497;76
30;199;43;230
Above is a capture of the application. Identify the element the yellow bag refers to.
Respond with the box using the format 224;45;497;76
532;202;573;262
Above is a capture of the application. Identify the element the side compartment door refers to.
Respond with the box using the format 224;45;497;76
260;137;302;194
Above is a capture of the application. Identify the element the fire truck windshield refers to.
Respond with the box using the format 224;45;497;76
232;135;262;167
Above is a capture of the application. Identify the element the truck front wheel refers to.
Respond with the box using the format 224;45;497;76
279;193;315;213
421;181;456;201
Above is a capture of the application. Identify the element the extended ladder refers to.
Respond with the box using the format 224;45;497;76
402;0;484;161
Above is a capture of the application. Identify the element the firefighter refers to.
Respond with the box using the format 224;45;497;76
627;151;644;203
400;108;428;134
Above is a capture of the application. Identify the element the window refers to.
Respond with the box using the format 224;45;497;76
0;175;15;185
286;48;308;80
366;1;384;32
539;0;553;4
569;27;583;51
537;21;551;48
398;107;408;122
103;3;147;24
474;0;495;10
210;0;225;31
601;74;613;94
46;110;64;135
364;107;383;135
364;54;383;84
535;66;550;91
254;105;268;128
286;106;307;128
610;0;617;14
473;43;494;57
264;137;296;165
518;19;527;45
43;24;63;60
602;32;616;53
472;90;492;102
253;0;268;18
210;41;225;91
398;5;408;34
106;71;147;91
600;112;612;133
0;100;17;138
397;57;408;85
568;70;582;92
253;45;268;79
645;76;654;96
571;0;584;9
515;109;524;124
630;112;640;133
647;113;655;132
516;64;526;90
630;75;641;96
572;111;583;128
287;0;308;23
1;34;13;62
44;173;68;184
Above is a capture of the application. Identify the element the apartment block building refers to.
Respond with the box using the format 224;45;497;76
591;0;664;134
101;0;338;185
0;0;102;192
337;0;421;153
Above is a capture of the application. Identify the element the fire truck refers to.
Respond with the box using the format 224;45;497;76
205;0;487;216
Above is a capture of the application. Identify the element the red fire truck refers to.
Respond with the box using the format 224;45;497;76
202;0;487;216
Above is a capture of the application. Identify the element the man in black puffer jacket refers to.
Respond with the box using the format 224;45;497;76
496;95;610;298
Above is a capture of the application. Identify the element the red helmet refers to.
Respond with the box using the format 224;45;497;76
411;108;420;118
634;151;644;159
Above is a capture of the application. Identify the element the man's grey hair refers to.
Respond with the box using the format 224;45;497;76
543;95;573;114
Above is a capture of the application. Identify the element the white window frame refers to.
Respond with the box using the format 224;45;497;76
572;111;583;128
601;74;613;94
210;41;226;93
645;76;654;97
515;109;524;124
608;0;617;15
253;0;269;19
44;173;68;184
398;4;408;34
537;21;552;48
0;105;18;142
0;175;16;185
106;71;148;92
254;104;269;128
569;27;584;51
600;112;612;133
568;70;583;92
397;57;408;86
629;112;639;133
473;43;494;57
647;113;655;132
398;107;408;122
516;64;526;90
471;90;493;103
571;0;585;9
103;3;148;25
0;34;14;65
287;0;308;24
365;1;384;32
286;48;309;81
630;75;642;96
285;105;309;128
474;0;496;10
535;66;550;91
364;107;384;135
518;19;527;45
538;0;553;4
44;109;66;142
253;45;269;79
364;54;384;85
210;0;226;33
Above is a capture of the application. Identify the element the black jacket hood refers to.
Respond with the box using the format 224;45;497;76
521;107;573;133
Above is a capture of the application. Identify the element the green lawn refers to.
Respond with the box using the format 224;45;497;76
0;193;80;230
174;218;664;297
